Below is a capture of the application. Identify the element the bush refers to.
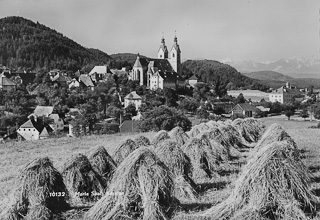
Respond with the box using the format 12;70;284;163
138;105;192;132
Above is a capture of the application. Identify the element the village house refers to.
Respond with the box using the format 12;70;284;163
130;35;183;90
89;65;110;82
17;118;52;141
51;73;68;88
30;106;64;132
187;75;198;88
269;82;301;104
0;73;16;92
79;74;95;91
231;103;259;117
124;91;142;110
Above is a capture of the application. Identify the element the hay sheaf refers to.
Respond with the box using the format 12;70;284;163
189;124;210;138
232;118;265;144
218;124;247;149
61;154;104;205
134;135;151;147
205;120;219;128
88;146;117;187
151;130;171;146
0;157;68;220
182;137;220;180
203;141;317;220
255;123;297;151
85;147;177;220
155;140;198;201
169;126;190;146
113;139;138;165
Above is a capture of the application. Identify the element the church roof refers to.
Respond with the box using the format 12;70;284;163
149;59;174;72
157;70;177;82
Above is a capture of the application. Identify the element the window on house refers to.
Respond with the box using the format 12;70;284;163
172;53;175;57
160;55;162;58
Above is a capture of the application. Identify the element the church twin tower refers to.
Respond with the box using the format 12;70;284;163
157;35;181;75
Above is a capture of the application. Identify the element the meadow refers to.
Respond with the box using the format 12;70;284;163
0;117;319;219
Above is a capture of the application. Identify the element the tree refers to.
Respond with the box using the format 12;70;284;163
124;103;137;119
196;107;209;121
164;87;178;107
300;109;309;121
138;105;192;132
235;93;245;104
285;110;294;120
178;98;199;114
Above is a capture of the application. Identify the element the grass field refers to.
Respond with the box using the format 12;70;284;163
0;117;320;219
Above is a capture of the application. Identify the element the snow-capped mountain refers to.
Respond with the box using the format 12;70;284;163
224;56;320;78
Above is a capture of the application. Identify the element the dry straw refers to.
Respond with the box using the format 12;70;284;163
113;138;138;165
87;146;117;187
189;123;210;138
134;135;151;147
151;130;171;146
218;124;247;149
61;153;104;205
202;140;317;220
182;137;220;180
254;123;297;151
205;120;219;128
232;118;265;144
154;140;198;201
85;147;177;220
169;126;190;146
0;157;68;220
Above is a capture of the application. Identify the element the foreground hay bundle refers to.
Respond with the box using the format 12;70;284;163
113;139;138;165
62;154;104;204
205;120;219;128
155;140;198;201
169;126;190;146
85;147;177;220
255;123;297;151
203;141;316;220
88;146;117;187
151;130;171;146
182;137;220;180
0;157;68;220
134;135;151;147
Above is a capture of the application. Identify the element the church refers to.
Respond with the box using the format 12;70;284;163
129;35;183;90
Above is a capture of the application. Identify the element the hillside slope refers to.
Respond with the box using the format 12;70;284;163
181;59;269;91
0;16;112;71
243;71;320;89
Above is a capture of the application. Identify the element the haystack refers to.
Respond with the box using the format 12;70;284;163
134;135;151;147
113;138;138;165
87;146;117;187
254;123;297;151
155;140;198;201
85;147;177;220
218;124;246;149
61;154;104;205
182;137;220;180
188;123;209;138
203;141;317;220
205;120;219;128
169;126;190;146
198;132;230;162
232;118;265;143
151;130;170;146
0;157;68;220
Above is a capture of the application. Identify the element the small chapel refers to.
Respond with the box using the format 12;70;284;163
129;35;183;90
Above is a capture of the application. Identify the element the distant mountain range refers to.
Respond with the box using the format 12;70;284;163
225;57;320;78
242;71;320;89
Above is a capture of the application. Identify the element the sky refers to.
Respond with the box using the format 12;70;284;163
0;0;319;62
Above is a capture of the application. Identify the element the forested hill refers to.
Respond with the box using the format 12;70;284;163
0;16;112;71
181;59;269;91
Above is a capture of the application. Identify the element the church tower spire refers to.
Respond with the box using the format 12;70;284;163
158;34;168;59
169;31;181;74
